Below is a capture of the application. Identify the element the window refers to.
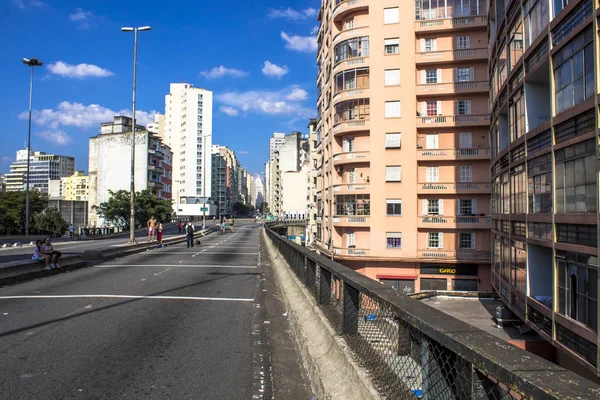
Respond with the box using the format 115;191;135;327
456;36;470;49
510;90;525;142
386;232;402;248
460;233;476;249
528;153;553;213
455;67;474;82
426;101;438;116
384;69;400;86
453;279;478;291
420;38;437;52
511;165;527;214
457;199;476;215
334;68;370;93
557;251;597;331
420;101;441;116
386;166;402;182
459;166;472;182
555;138;597;213
511;241;527;293
385;132;401;148
459;132;472;148
424;69;440;84
384;7;399;24
421;278;447;291
385;101;401;118
346;231;355;247
426;134;439;149
553;26;595;114
347;168;357;183
386;199;402;216
345;17;354;29
384;38;400;54
557;224;597;247
343;138;354;152
426;166;439;182
334;36;370;63
524;0;549;47
335;194;370;216
455;100;471;114
423;199;444;215
428;232;443;248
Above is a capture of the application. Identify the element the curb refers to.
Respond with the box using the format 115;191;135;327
260;228;381;400
0;227;219;286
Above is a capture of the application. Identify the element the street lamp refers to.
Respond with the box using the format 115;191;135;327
22;57;43;236
121;25;151;243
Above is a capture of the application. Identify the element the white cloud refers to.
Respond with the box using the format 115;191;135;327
285;86;308;101
69;8;95;29
262;61;289;79
2;156;12;164
200;66;248;79
239;150;249;155
269;7;317;20
219;106;239;116
281;32;318;53
216;86;314;118
37;130;73;146
310;25;319;35
13;0;45;9
19;101;158;130
47;61;114;79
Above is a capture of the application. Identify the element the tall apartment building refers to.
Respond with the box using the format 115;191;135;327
5;149;74;193
247;173;255;209
314;0;490;293
88;116;172;227
266;132;286;212
307;119;320;245
164;83;213;219
210;145;242;216
48;171;90;201
489;0;600;377
254;176;264;210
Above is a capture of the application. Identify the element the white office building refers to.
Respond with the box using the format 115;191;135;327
164;83;214;218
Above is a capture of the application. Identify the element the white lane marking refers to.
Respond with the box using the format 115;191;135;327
94;264;258;268
153;268;171;276
0;295;254;302
191;252;257;255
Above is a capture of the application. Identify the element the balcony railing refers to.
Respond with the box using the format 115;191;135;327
416;148;491;160
416;48;489;64
333;56;368;73
333;215;370;227
417;114;490;127
416;81;489;95
333;119;370;135
333;26;368;44
333;87;370;104
264;224;598;400
418;215;491;228
333;182;370;194
333;0;368;22
418;249;491;261
415;15;488;32
418;182;492;194
333;151;370;165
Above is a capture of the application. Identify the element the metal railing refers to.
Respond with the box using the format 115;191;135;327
264;223;600;400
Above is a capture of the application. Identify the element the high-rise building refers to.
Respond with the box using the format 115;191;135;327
48;171;90;201
88;116;171;227
307;118;319;245
5;149;74;193
164;83;213;219
247;173;255;210
254;176;264;210
489;0;600;377
147;113;166;140
314;0;491;293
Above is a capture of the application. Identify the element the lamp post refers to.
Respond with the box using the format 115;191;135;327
22;58;43;237
121;25;151;243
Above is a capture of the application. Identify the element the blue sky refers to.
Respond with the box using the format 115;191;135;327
0;0;319;176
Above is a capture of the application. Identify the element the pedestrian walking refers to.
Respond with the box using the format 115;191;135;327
68;224;75;239
178;221;183;234
147;216;156;242
157;221;163;246
186;222;195;248
41;237;62;270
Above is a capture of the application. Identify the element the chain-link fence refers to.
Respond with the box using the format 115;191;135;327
265;224;600;400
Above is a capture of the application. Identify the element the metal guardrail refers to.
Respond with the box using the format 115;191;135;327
264;223;600;400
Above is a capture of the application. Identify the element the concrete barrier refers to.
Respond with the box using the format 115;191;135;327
0;227;218;285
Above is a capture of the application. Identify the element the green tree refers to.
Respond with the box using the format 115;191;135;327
93;189;173;228
32;207;68;237
259;202;269;214
232;202;254;217
0;191;48;234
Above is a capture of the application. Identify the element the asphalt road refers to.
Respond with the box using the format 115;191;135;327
0;223;202;266
0;220;312;399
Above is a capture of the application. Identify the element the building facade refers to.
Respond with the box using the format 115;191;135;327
48;171;90;201
489;0;600;377
254;176;264;210
307;118;320;245
164;83;213;218
88;116;171;227
5;150;75;193
0;174;6;192
314;0;491;294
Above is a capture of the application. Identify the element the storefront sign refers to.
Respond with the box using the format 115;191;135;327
420;264;478;276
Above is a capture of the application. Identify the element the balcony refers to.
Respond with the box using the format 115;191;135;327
333;0;368;23
148;164;164;173
416;48;489;64
333;215;370;227
333;151;370;166
332;182;370;194
417;182;491;194
333;56;368;74
333;88;370;105
417;114;490;128
333;119;370;135
418;249;491;261
333;247;371;257
147;180;164;189
416;81;489;96
417;215;492;229
416;148;491;161
333;26;368;45
414;15;487;33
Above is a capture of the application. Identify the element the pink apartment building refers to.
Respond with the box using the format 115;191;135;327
314;0;491;293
